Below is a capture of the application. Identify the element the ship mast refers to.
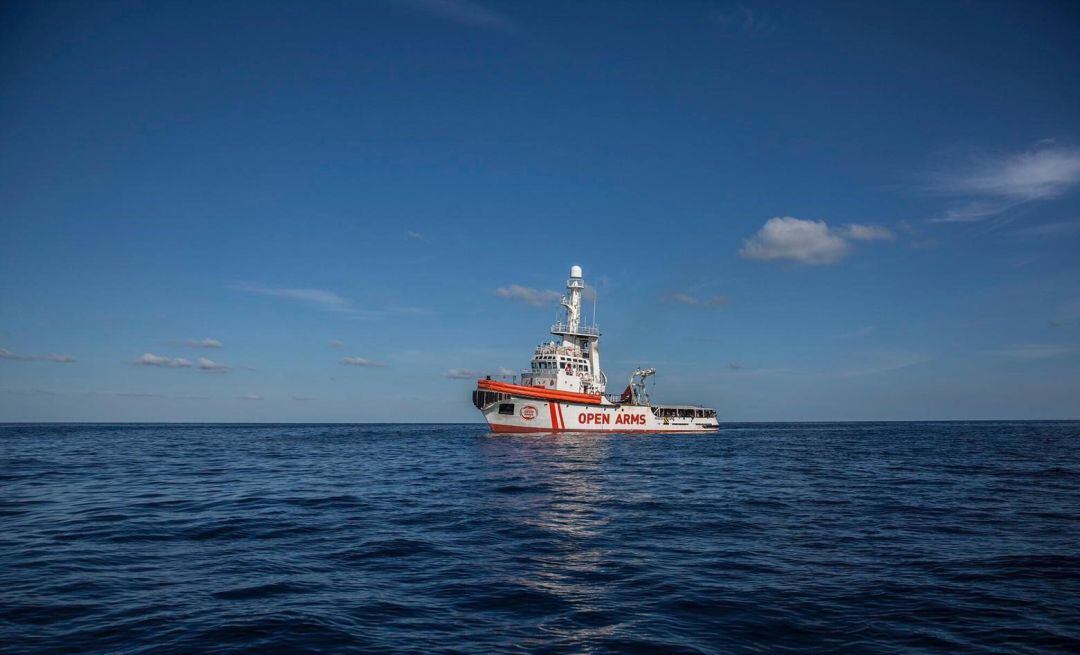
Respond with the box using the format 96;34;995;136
551;265;606;393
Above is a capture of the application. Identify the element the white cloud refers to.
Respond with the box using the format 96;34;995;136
1;348;76;363
342;356;386;367
670;292;729;308
494;285;562;307
444;368;483;379
394;0;518;33
291;395;316;401
496;366;516;376
329;340;344;349
842;224;895;241
740;217;851;265
239;393;263;401
134;353;193;368
406;230;424;240
182;338;223;348
196;357;231;373
992;344;1076;360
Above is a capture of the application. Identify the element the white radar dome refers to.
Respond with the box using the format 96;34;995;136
570;265;583;278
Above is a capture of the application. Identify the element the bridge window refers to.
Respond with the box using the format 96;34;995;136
498;403;515;415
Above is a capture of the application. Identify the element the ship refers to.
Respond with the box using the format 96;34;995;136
472;265;719;433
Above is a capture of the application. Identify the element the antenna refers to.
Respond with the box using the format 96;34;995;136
592;285;597;327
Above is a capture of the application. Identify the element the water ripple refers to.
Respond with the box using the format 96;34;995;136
1;421;1079;654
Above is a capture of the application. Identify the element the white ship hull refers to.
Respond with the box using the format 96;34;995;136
481;396;718;433
474;381;718;434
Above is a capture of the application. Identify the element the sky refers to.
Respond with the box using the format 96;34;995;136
2;0;1079;422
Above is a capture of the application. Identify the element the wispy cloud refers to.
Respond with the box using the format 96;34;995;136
1011;220;1080;239
841;224;895;241
233;283;353;312
833;353;933;378
291;395;317;402
134;353;192;368
1049;298;1080;327
342;356;386;368
1;348;77;363
239;393;263;401
839;325;875;339
196;357;231;373
180;338;223;349
668;292;729;309
329;340;345;349
494;284;562;307
406;230;424;240
233;283;422;320
740;217;893;265
991;343;1077;360
393;0;518;33
930;144;1080;223
713;4;776;35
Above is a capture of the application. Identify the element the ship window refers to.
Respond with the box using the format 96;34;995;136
498;403;515;415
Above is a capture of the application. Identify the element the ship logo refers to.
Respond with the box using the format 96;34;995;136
519;405;539;420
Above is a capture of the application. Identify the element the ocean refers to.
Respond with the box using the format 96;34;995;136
2;422;1078;654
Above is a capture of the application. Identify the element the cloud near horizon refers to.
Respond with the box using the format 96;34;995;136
991;343;1077;360
444;366;515;379
740;217;893;265
181;338;222;348
134;353;192;368
494;285;562;307
444;368;483;379
1;348;77;363
341;356;386;367
196;357;230;373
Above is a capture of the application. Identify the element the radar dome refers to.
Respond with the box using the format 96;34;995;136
570;265;583;279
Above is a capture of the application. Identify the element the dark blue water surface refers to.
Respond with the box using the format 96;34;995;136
2;422;1079;654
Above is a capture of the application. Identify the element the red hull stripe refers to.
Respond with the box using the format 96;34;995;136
556;403;565;430
477;379;603;405
548;401;559;431
488;424;717;434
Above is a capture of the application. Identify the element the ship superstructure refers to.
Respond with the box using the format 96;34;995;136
472;266;719;433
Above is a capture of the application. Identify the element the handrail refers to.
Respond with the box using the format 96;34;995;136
550;322;600;336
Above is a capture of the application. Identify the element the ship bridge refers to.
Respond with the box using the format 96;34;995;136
518;265;607;397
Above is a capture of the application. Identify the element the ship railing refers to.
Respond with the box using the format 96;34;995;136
550;322;600;336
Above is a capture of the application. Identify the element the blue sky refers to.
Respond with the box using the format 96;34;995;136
2;0;1079;421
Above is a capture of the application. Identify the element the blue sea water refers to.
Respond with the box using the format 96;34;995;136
1;422;1078;654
